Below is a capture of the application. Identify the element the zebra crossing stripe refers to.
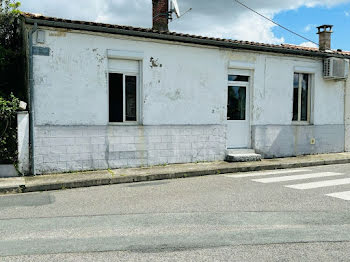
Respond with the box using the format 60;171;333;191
285;178;350;190
326;191;350;201
252;172;343;184
225;169;311;178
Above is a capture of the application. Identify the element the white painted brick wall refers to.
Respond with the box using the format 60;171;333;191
33;125;226;174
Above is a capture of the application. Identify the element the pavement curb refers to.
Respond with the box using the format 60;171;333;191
1;156;350;194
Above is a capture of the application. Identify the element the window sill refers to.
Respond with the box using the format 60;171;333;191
108;122;141;126
292;121;312;126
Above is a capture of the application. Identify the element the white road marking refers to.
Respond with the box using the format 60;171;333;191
252;172;344;184
225;169;311;178
326;191;350;201
286;178;350;190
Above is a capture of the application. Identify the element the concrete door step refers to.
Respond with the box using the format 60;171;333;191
227;149;256;155
226;149;262;162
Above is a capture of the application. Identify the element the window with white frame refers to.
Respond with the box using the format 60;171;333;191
292;73;311;122
108;59;140;123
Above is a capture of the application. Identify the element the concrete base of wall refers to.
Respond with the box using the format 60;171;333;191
17;112;30;175
345;124;350;152
252;125;345;158
32;124;346;174
34;125;227;174
0;165;18;178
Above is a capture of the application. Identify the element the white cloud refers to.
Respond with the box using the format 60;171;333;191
304;24;316;32
19;0;350;45
345;11;350;16
299;41;318;48
181;14;285;44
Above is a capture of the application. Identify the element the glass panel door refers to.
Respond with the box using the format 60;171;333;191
227;86;246;121
227;71;251;149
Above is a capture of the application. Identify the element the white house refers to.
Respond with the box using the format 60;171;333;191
19;1;350;175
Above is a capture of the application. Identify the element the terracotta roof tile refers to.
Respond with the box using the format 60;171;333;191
22;12;350;57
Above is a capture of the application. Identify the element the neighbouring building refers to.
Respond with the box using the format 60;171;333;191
19;1;350;175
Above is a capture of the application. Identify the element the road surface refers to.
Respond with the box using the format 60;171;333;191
1;163;350;261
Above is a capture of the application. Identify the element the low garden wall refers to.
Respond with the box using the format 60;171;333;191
0;95;29;177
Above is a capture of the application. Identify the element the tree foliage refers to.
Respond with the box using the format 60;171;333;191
0;0;21;47
0;0;24;100
0;0;21;14
0;1;22;164
0;94;19;164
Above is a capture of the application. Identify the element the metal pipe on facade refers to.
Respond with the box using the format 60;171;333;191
28;22;37;175
344;78;349;152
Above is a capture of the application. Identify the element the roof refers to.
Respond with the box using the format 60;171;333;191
22;12;350;59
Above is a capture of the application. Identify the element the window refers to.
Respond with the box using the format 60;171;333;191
109;73;138;123
228;75;249;82
108;59;140;123
227;75;249;121
293;73;311;122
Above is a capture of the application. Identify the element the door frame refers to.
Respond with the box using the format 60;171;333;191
226;68;253;149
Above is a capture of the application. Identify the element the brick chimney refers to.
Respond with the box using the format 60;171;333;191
317;25;333;51
152;0;169;31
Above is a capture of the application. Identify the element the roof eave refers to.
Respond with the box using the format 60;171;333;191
24;17;350;59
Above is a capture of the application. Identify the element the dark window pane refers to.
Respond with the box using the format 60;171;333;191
227;86;246;120
109;73;123;122
228;75;249;82
301;74;309;121
292;73;299;121
125;75;137;121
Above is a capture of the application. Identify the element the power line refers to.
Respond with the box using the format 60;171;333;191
233;0;319;45
169;8;193;23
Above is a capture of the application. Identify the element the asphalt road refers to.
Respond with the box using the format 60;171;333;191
1;163;350;261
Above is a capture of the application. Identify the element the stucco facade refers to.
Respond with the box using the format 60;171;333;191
27;25;348;174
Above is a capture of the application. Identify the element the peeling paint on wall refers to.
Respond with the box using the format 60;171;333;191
200;73;209;89
222;49;257;63
49;30;68;37
150;57;162;68
33;28;345;128
164;89;182;101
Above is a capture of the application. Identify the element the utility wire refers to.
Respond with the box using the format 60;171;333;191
233;0;319;46
169;8;193;23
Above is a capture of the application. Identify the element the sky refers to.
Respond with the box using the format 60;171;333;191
19;0;350;50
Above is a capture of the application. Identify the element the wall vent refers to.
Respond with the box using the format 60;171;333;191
323;57;349;80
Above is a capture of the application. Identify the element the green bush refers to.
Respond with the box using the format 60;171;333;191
0;1;23;164
0;1;26;101
0;94;19;164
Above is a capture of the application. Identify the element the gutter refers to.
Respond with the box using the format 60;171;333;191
28;22;37;175
23;17;350;60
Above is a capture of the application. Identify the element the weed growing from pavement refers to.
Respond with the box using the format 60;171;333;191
107;169;115;176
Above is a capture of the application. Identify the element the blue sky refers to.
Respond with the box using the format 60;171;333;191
272;3;350;50
19;0;350;51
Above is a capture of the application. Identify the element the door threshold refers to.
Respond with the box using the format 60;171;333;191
227;148;251;150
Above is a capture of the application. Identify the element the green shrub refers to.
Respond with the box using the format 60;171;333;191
0;1;23;164
0;1;26;101
0;93;19;164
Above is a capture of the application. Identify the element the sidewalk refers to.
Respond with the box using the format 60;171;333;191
1;152;350;194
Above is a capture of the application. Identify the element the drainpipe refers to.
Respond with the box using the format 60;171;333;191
345;78;349;152
28;23;37;175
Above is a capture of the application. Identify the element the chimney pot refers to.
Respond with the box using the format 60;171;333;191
152;0;169;31
317;25;333;51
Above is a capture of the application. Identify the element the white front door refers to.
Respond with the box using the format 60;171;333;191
226;72;250;149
